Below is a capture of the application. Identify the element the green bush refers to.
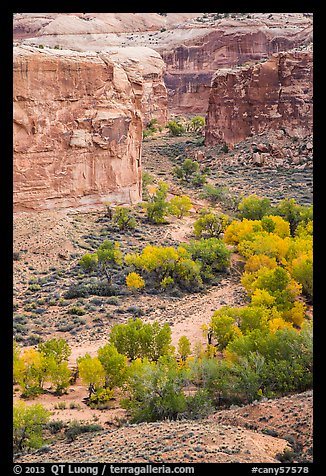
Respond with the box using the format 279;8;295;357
193;210;229;239
166;120;185;136
290;255;313;300
79;240;123;285
168;195;192;218
173;158;207;187
65;422;103;442
97;344;128;389
112;207;136;230
87;388;115;409
200;184;230;204
67;306;85;316
13;401;51;452
122;356;188;422
185;238;231;281
142;171;155;200
189;116;205;132
79;253;98;272
273;199;313;236
109;318;172;361
144;181;170;224
125;244;203;290
225;324;313;395
238;194;272;220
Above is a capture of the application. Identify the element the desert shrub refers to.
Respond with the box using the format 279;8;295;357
142;171;155;200
273;198;313;236
144;181;169;224
87;388;115;409
261;215;290;238
67;306;85;316
200;184;229;204
16;348;48;397
237;233;291;262
63;283;89;299
184;238;231;281
224;219;263;245
122;356;188;422
288;254;313;300
112;207;136;230
225;324;313;395
166;120;185;136
125;245;202;290
126;272;145;290
77;354;106;396
177;336;191;361
168;195;192;218
193;210;229;239
191;172;208;187
238;194;272;220
189;115;205;132
109;318;172;361
79;240;123;285
182;389;214;419
86;281;118;297
13;401;51;452
244;254;278;273
276;449;296;463
173;158;208;187
65;422;103;442
209;307;242;350
47;420;64;434
79;253;98;272
97;344;128;389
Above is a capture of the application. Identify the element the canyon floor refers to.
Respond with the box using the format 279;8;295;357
13;132;313;464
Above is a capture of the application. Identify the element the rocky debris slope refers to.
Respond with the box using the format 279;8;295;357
14;13;312;115
213;390;313;462
196;130;313;172
13;45;167;211
205;47;313;146
15;418;290;463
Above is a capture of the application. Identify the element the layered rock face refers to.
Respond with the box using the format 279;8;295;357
14;13;312;115
160;17;312;113
205;49;313;147
13;45;162;211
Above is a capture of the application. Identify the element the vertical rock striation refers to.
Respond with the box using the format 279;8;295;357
13;45;166;211
205;49;313;147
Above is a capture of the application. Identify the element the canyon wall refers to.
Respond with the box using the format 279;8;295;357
205;48;313;147
13;45;165;211
160;18;312;114
14;13;312;116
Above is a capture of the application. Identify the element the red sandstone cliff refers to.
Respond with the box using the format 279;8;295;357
204;48;313;147
13;13;312;116
13;46;165;211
